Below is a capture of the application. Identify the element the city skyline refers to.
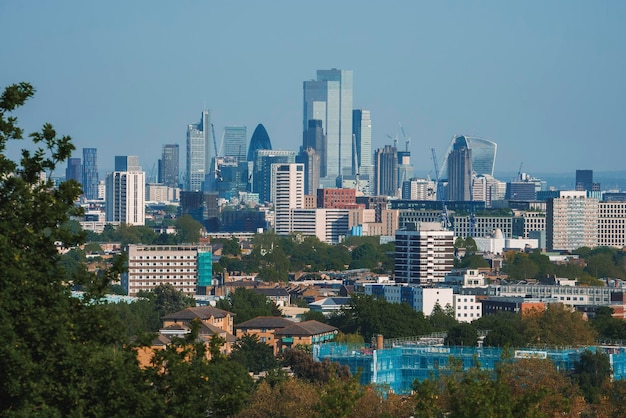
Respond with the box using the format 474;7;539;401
3;2;626;178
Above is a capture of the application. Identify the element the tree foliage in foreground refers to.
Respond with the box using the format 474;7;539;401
216;287;281;324
0;83;252;417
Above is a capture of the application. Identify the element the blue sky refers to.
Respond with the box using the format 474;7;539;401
2;1;625;178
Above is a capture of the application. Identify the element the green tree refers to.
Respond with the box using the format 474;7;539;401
229;333;277;373
137;283;196;321
429;302;458;332
301;310;328;323
176;214;203;243
503;252;539;280
445;322;478;346
349;242;379;270
216;287;281;324
0;82;155;415
573;349;612;403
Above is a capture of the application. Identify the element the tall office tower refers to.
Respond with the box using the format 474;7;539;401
105;157;145;226
186;110;211;191
158;144;179;188
441;135;497;179
82;148;99;200
303;69;353;180
303;119;326;177
296;147;321;195
223;126;247;162
472;174;504;208
546;191;598;251
394;222;454;284
115;155;141;171
374;145;398;197
575;169;594;192
65;157;81;183
247;124;272;162
505;181;536;201
447;136;473;201
252;149;296;203
352;110;373;180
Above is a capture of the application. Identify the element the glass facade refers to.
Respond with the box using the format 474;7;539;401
303;69;353;180
186;110;211;191
159;144;179;188
441;136;497;179
223;126;247;162
247;124;272;162
196;249;213;288
82;148;99;200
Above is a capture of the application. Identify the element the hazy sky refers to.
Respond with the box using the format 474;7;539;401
2;1;625;178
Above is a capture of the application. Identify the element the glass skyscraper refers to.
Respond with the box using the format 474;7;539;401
82;148;99;200
447;136;473;201
352;109;373;181
223;126;247;162
441;135;497;179
186;110;211;191
303;69;353;180
159;144;179;188
247;124;272;162
65;157;82;183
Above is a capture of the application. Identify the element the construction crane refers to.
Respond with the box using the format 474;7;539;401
399;122;411;152
210;123;219;159
431;148;451;229
517;162;524;181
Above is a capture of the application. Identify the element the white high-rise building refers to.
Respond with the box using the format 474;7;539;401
402;178;437;200
547;191;598;251
394;222;454;285
105;163;145;226
272;163;304;236
186;110;211;191
303;69;353;180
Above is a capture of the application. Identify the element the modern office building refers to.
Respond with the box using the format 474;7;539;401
115;155;141;172
505;181;536;201
66;157;82;183
82;148;99;200
296;147;321;195
546;191;598;251
598;201;626;248
252;149;296;203
397;150;414;189
394;222;454;285
158;144;179;188
186;110;211;191
279;208;349;244
122;244;213;296
446;136;473;201
303;69;353;180
575;169;594;192
441;135;497;179
302;119;326;178
105;157;145;226
247;124;272;162
374;145;398;197
223;126;247;162
352;109;373;181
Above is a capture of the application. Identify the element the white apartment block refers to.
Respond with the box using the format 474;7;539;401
547;191;598;251
395;222;454;285
598;201;626;248
272;163;304;237
362;284;454;316
105;171;146;226
402;178;437;200
453;294;482;322
491;284;611;307
278;208;349;244
146;183;180;203
122;244;212;297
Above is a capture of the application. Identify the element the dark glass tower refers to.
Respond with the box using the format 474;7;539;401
447;136;473;201
159;144;179;188
82;148;99;199
66;157;82;183
247;124;272;162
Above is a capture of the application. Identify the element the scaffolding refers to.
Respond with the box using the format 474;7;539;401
314;342;626;394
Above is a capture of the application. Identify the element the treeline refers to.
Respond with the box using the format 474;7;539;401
215;233;395;281
503;246;626;284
